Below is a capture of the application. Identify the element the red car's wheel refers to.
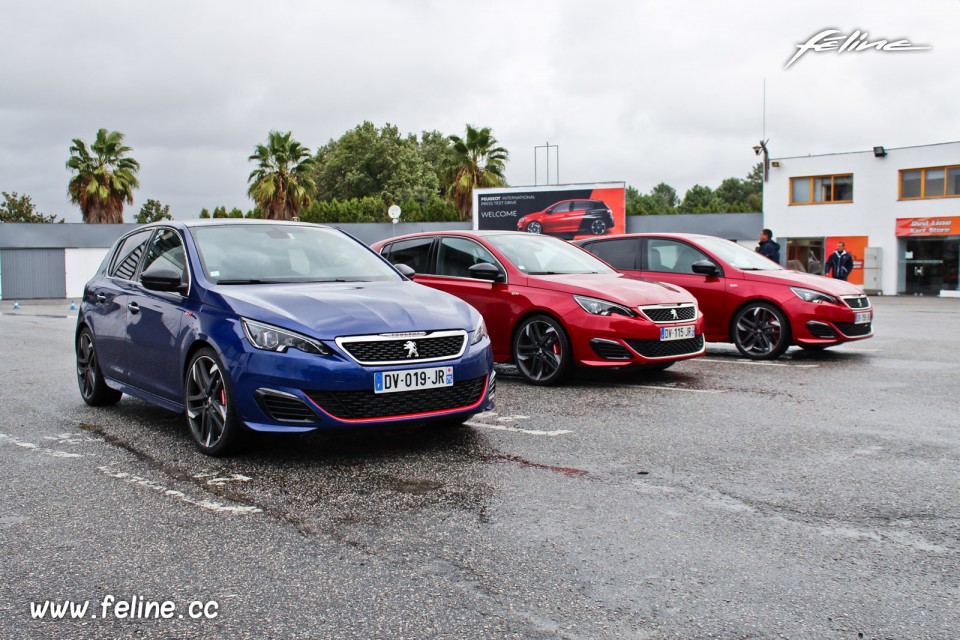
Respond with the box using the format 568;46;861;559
512;314;571;385
732;302;791;360
526;221;543;234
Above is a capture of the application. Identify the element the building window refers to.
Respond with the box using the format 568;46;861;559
900;165;960;199
789;174;853;204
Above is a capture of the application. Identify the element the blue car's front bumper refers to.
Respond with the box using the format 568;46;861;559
214;321;494;433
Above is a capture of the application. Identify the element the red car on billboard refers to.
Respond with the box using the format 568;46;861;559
577;233;873;359
371;231;705;385
517;199;615;238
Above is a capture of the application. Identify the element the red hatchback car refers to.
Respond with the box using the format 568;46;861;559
371;231;706;385
517;199;615;238
577;233;873;359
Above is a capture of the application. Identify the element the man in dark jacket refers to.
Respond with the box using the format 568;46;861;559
756;228;781;264
824;241;854;280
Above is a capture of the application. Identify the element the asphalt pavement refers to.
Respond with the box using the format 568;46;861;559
1;296;958;639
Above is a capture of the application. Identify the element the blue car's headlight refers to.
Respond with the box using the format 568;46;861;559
471;315;488;345
791;287;838;305
573;295;636;317
242;319;330;355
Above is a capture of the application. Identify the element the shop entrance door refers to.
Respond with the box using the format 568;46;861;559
785;238;825;274
902;237;960;295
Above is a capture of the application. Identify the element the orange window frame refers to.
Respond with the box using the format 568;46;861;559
898;164;960;200
789;174;854;205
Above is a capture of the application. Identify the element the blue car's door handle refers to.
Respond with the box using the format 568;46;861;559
127;301;140;314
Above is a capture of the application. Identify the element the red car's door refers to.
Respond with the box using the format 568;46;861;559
542;201;573;234
557;201;587;234
413;236;516;360
638;238;729;340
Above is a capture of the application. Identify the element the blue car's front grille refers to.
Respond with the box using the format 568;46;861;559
337;332;466;364
306;375;486;420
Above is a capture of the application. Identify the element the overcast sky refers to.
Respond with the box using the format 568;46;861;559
2;0;958;222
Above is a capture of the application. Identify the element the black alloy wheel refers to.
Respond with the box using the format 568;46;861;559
76;328;123;406
731;302;791;360
185;348;240;456
512;315;572;385
590;219;607;235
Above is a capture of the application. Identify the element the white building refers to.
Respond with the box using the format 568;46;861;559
763;141;960;297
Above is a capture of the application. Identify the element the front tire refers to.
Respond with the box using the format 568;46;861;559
526;221;543;234
732;303;791;360
185;348;241;456
76;328;123;406
512;314;572;385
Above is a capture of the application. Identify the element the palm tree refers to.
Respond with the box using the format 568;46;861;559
444;125;509;220
66;129;140;223
247;131;317;220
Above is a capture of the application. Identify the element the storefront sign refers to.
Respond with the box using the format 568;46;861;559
895;216;960;237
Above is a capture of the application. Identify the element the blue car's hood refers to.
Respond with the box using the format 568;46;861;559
205;280;477;339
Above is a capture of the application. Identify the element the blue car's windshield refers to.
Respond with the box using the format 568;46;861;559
191;224;402;284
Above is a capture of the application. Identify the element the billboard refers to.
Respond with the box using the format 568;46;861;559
473;183;626;240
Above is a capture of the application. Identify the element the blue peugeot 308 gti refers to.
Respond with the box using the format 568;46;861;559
75;220;494;455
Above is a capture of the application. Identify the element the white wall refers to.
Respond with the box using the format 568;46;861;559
65;248;109;299
764;142;960;295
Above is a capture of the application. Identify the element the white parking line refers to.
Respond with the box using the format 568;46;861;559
0;432;83;458
469;423;574;436
98;466;261;514
587;383;725;393
698;358;820;368
193;472;254;486
466;412;573;436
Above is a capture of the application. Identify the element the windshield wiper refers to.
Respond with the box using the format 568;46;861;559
528;270;585;275
216;279;273;284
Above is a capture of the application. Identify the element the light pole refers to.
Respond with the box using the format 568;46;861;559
534;142;559;185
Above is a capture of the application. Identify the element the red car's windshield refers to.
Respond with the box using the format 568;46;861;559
695;236;783;271
486;234;615;275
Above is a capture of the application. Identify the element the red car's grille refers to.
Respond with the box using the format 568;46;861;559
834;322;872;337
306;376;486;420
624;335;704;359
639;304;697;323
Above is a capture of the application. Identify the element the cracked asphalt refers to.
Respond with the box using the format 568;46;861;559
1;296;958;639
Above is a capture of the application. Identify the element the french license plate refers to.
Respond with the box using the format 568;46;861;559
374;366;453;394
854;311;872;324
660;325;696;341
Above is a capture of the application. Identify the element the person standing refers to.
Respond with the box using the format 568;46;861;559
756;228;781;264
824;241;854;280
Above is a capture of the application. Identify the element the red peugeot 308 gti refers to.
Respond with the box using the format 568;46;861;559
372;231;706;385
578;233;873;359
